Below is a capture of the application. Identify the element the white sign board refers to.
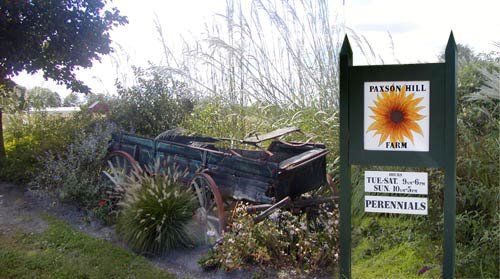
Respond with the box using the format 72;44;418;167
364;81;430;152
365;171;428;195
365;196;428;215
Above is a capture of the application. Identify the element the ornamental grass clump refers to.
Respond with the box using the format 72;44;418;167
114;166;198;255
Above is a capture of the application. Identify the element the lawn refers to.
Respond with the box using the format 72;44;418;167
351;216;442;279
0;216;175;279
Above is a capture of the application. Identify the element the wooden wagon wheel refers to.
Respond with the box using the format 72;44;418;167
291;177;339;231
102;151;140;210
190;173;225;244
104;151;140;175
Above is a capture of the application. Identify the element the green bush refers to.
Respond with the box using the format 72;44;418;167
1;113;81;182
29;121;115;209
453;93;499;277
0;133;39;182
412;50;500;278
113;166;198;254
199;203;339;275
109;66;193;137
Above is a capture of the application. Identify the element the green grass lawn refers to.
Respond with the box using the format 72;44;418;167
351;216;442;279
0;216;175;279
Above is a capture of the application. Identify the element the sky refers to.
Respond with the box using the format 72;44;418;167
12;0;500;98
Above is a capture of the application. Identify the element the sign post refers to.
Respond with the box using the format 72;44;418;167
338;33;457;279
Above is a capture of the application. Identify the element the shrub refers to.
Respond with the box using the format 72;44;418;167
199;203;339;275
415;50;499;278
112;166;198;255
1;113;77;182
1;110;109;183
109;66;193;137
29;121;115;209
452;92;499;278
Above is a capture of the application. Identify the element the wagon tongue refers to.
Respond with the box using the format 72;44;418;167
243;127;300;144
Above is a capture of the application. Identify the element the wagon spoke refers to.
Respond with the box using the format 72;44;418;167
101;151;140;212
190;173;225;245
193;181;205;207
207;215;220;222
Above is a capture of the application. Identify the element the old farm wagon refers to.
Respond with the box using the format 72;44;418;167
105;127;332;242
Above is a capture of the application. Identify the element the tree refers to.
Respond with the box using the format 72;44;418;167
63;92;81;107
0;85;11;158
0;84;28;158
83;93;112;106
440;44;499;97
27;87;61;108
0;0;127;158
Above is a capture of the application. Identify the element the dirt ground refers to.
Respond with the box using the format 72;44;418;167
0;181;250;279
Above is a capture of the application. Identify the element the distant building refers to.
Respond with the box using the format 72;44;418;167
88;101;109;114
27;101;109;116
29;107;80;116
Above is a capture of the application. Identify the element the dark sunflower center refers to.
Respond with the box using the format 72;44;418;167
390;110;404;123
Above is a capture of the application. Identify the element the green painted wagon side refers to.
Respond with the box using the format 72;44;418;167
107;128;328;205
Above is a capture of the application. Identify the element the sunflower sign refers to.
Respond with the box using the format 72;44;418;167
338;33;458;279
364;81;430;151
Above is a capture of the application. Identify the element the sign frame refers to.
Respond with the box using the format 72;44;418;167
348;64;446;167
338;33;457;279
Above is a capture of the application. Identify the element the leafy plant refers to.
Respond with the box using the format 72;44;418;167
1;113;78;182
199;203;339;276
450;50;499;278
1;109;112;183
26;87;62;109
29;121;115;209
111;164;198;254
109;66;193;137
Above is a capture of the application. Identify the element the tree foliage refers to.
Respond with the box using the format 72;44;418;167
27;87;61;108
440;44;500;98
0;0;127;158
0;0;127;93
109;67;194;137
427;44;500;278
63;92;80;107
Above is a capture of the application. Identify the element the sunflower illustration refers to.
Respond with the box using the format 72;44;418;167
366;86;425;146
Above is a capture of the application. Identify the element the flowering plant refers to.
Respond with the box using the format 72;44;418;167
199;202;340;275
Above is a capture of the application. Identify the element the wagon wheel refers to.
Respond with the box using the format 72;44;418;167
190;173;225;244
104;151;140;176
102;151;140;210
296;179;338;231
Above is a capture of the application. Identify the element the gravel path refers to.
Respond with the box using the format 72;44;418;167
0;181;251;279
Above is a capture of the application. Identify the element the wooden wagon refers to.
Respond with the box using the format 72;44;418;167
106;127;331;242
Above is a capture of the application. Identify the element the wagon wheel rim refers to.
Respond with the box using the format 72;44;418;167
102;151;140;208
105;151;139;176
190;173;225;244
302;179;337;231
